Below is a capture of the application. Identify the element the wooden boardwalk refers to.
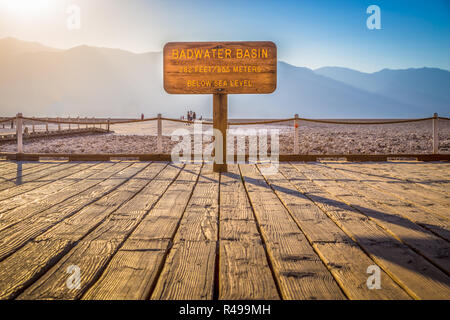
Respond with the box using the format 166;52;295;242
0;160;449;300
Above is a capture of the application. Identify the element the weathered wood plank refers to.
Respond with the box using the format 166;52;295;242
385;163;450;196
0;161;61;179
0;163;150;299
285;163;450;299
0;162;141;262
362;162;450;181
258;164;410;300
239;164;346;300
0;162;64;191
392;162;450;177
328;162;450;220
17;163;175;300
0;160;446;300
345;162;450;199
0;161;19;172
0;162;130;233
0;161;13;168
219;164;280;300
82;164;201;300
318;162;450;245
343;162;450;199
0;162;100;204
152;240;216;300
300;162;450;271
0;161;48;177
0;162;108;214
151;165;219;300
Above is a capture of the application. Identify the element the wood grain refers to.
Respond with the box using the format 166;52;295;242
151;165;219;299
0;162;130;233
0;163;150;299
0;162;100;205
0;161;48;177
345;162;450;197
239;164;345;300
213;93;228;172
0;161;447;300
287;162;450;299
259;164;410;299
0;162;107;214
82;164;201;300
17;163;174;299
343;162;450;205
328;162;450;220
318;162;450;245
164;41;276;94
0;162;64;191
0;162;140;262
219;165;280;300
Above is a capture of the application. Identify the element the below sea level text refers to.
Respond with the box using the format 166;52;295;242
187;79;253;88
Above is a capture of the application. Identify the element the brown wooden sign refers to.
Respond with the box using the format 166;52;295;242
163;41;277;94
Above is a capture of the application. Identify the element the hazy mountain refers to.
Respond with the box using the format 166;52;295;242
232;62;424;118
314;66;450;116
0;38;448;118
0;37;60;61
0;38;210;118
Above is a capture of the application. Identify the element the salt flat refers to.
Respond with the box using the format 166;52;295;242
1;119;449;154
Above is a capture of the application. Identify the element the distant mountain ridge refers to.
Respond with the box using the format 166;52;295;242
0;37;448;118
0;37;60;60
314;66;450;114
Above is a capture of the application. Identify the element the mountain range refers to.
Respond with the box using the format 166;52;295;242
0;37;448;118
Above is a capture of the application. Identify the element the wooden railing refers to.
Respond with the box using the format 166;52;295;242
0;112;449;161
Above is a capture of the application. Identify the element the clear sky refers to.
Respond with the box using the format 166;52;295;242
0;0;449;72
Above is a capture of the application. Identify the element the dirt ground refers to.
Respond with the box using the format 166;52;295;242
1;119;449;154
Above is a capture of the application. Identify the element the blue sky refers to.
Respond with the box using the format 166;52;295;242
1;0;449;72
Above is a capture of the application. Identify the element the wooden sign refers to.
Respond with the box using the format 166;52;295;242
163;41;277;94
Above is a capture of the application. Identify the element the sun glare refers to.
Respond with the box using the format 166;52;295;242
0;0;54;15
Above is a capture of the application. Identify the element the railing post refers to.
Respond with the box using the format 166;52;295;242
68;116;71;130
57;117;61;131
107;118;110;132
16;113;23;153
85;117;88;129
32;117;35;133
433;113;438;154
77;116;80;129
46;118;49;132
157;113;162;153
294;114;299;154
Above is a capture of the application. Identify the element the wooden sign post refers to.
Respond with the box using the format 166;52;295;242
163;41;277;172
213;93;228;172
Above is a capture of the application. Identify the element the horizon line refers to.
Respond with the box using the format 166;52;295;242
2;36;449;74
